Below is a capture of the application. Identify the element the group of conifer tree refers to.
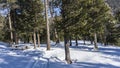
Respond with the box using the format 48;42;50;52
0;0;120;64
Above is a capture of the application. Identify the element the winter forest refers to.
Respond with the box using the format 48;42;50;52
0;0;120;68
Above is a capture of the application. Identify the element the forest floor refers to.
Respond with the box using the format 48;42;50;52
0;41;120;68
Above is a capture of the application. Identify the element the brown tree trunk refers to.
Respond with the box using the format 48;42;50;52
104;25;108;46
33;31;37;49
37;33;40;47
14;32;18;44
104;34;107;46
100;33;103;45
94;32;98;50
55;29;59;44
83;37;86;45
45;0;51;50
75;36;78;46
64;30;72;64
69;36;72;46
27;35;30;43
30;34;33;43
90;38;93;44
8;13;13;46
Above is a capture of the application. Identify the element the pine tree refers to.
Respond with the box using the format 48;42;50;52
0;15;5;41
61;0;82;64
16;0;44;48
7;0;18;45
88;0;112;50
45;0;51;50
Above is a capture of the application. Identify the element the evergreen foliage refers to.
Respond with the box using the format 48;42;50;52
14;0;44;43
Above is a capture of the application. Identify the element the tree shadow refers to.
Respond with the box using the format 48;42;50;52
0;44;45;68
70;44;120;57
70;45;93;52
99;47;120;56
0;54;35;68
48;60;120;68
72;62;120;68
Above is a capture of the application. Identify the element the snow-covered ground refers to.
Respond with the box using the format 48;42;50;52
0;41;120;68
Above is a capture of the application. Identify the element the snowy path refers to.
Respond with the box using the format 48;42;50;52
32;58;49;68
25;58;50;68
24;50;50;68
31;57;49;68
27;56;62;68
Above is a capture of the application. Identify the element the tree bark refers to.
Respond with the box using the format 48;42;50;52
8;13;13;46
14;32;18;44
104;25;108;46
94;32;98;50
45;0;51;50
33;31;37;49
75;36;78;46
100;33;103;45
104;35;107;46
83;37;86;45
37;33;40;47
55;29;59;44
27;35;30;43
64;30;72;64
69;36;72;46
90;38;93;44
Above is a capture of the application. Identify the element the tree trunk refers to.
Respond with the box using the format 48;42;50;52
55;29;60;45
33;31;37;49
49;1;59;44
100;33;103;45
64;30;72;64
15;32;18;44
75;36;78;46
104;25;108;46
27;35;30;43
30;34;33;43
104;35;107;46
83;37;86;45
37;33;40;47
45;0;51;50
94;32;98;50
90;38;93;44
69;36;72;46
8;13;13;46
55;29;59;44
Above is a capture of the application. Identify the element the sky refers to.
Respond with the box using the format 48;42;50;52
0;8;9;16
